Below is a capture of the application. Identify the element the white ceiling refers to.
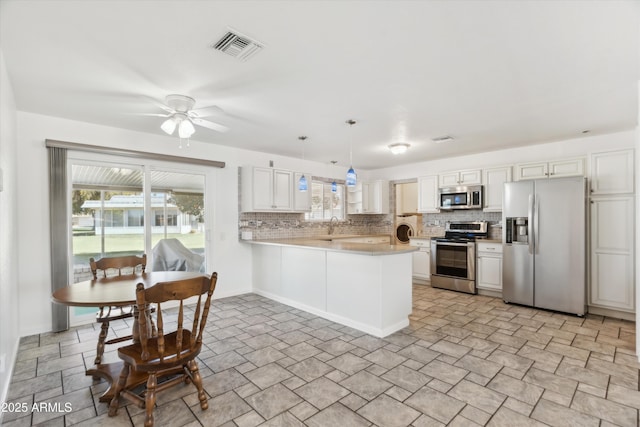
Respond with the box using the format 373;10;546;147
1;0;638;170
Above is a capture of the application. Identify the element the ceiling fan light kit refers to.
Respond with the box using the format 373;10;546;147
153;94;229;146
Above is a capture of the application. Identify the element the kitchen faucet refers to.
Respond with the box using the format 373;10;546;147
328;216;339;235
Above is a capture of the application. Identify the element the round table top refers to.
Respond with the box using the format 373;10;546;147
52;271;207;307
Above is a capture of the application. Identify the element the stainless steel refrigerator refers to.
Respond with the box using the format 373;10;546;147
502;176;587;315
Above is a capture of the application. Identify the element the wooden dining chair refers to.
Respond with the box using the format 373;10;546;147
90;254;147;366
108;273;217;427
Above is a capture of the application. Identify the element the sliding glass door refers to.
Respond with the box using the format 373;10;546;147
68;160;209;325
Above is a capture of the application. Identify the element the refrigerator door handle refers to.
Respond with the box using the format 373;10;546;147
534;193;540;254
528;194;534;255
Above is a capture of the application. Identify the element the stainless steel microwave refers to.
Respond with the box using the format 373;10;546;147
439;185;484;210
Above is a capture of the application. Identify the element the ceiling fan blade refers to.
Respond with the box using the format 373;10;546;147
191;117;230;133
132;112;172;117
190;105;224;118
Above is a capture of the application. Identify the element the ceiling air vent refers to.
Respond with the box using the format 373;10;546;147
212;30;264;61
432;136;455;144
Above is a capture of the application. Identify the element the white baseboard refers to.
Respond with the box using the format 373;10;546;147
253;289;408;338
587;305;636;322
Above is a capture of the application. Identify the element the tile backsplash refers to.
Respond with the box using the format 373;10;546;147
419;210;503;240
239;212;393;240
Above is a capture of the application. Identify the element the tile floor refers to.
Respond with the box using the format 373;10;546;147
2;285;639;426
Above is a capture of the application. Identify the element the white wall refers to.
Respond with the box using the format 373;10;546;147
0;49;19;407
16;111;348;336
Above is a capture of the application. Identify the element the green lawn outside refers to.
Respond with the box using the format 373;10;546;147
72;233;204;264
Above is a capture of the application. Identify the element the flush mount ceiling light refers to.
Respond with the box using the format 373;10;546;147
345;120;357;187
388;143;410;155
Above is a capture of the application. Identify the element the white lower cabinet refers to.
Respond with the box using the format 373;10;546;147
589;196;635;312
476;242;502;292
409;239;430;280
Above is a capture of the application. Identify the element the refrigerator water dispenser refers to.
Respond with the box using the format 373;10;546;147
505;217;528;244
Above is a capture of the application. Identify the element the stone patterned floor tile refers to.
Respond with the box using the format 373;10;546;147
244;382;303;420
259;411;306;426
405;386;465;424
325;352;372;375
486;373;544;406
381;364;431;393
194;390;252;427
420;359;468;385
5;286;638;427
570;390;639;426
294;377;350;410
487;406;548;426
357;394;421;427
243;362;293;389
447;379;506;414
531;398;600;427
363;348;407;369
305;402;370;427
287;357;334;382
339;370;393;400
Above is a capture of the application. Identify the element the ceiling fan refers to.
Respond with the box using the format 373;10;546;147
147;94;229;139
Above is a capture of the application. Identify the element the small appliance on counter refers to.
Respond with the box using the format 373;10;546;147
430;221;488;294
502;176;586;316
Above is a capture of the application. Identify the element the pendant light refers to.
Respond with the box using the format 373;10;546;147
345;120;357;187
298;136;308;192
330;160;338;193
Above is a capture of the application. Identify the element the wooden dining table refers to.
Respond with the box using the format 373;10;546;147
52;270;207;402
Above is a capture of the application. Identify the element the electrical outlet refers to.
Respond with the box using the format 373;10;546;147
0;354;6;373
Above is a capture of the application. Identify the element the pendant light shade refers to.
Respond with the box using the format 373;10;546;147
346;167;357;187
298;136;308;192
298;174;308;192
178;117;195;139
330;160;338;193
346;119;357;187
161;118;177;135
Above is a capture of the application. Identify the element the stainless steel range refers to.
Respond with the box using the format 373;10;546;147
430;221;488;294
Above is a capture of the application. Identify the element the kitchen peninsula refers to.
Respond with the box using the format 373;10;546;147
246;237;417;337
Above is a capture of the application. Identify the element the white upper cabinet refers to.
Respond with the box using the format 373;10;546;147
590;149;634;195
396;182;418;214
241;166;295;212
417;175;439;213
439;169;482;187
482;166;512;212
348;180;389;214
515;158;585;180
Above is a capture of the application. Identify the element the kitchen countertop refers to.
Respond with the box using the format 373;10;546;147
245;237;418;256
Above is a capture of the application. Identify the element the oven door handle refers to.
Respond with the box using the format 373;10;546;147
433;241;474;247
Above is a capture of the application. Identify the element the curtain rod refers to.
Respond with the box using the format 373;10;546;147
45;139;225;168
